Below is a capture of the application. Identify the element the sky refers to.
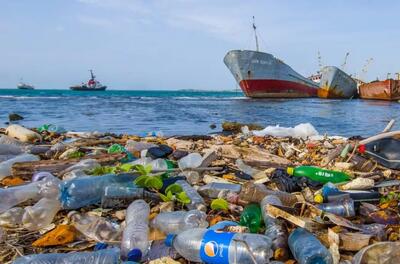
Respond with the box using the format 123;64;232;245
0;0;399;90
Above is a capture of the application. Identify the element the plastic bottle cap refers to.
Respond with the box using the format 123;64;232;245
165;234;176;247
94;242;108;251
287;167;294;175
127;248;142;262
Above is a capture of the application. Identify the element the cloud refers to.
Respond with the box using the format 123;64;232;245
77;15;114;29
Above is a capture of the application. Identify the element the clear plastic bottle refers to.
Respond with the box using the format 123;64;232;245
125;140;157;153
62;159;100;175
198;182;242;199
0;143;23;155
178;153;203;170
182;170;201;185
0;153;39;180
317;199;355;217
175;180;206;211
59;173;135;209
33;172;61;198
236;159;260;177
121;200;150;262
0;183;40;214
0;207;24;227
69;212;121;242
13;248;120;264
151;210;208;234
260;195;288;257
22;198;61;231
288;228;333;264
165;228;273;264
101;184;159;208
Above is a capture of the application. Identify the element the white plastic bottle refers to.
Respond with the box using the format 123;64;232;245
121;199;150;262
151;210;208;234
165;228;273;264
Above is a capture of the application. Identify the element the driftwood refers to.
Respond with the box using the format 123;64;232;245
70;138;127;148
11;153;125;179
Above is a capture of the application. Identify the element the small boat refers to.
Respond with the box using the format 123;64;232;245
318;66;357;99
359;77;400;101
70;70;107;91
17;79;35;90
223;18;319;98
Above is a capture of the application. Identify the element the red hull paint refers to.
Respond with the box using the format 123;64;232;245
239;79;318;98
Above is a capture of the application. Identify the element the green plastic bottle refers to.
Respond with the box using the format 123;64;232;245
287;166;350;184
240;203;262;233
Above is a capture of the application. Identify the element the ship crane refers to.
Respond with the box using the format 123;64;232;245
359;58;374;82
252;16;260;52
341;52;350;72
317;51;323;70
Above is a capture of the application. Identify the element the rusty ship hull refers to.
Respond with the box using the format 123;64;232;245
318;66;357;99
359;79;400;100
223;50;319;98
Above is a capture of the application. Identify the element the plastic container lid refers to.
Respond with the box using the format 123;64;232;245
94;242;108;251
287;167;294;175
127;248;142;262
165;234;176;247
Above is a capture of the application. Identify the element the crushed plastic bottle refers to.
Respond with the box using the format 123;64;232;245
62;159;100;176
260;195;288;258
236;159;260;177
178;153;203;170
0;154;39;180
121;200;150;262
165;228;273;264
198;182;242;199
13;248;120;264
175;180;206;211
0;207;24;227
101;184;159;208
151;210;208;234
288;228;333;264
59;174;136;209
22;198;61;231
182;170;201;185
125;140;157;153
0;174;59;213
69;211;121;242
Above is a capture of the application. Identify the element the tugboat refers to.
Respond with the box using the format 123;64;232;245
17;79;35;90
70;70;107;91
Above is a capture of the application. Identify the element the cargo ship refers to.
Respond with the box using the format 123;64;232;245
223;18;319;98
70;70;107;91
318;66;357;99
359;77;400;101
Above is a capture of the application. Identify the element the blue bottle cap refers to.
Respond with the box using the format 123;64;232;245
127;248;142;262
165;234;176;247
94;242;108;251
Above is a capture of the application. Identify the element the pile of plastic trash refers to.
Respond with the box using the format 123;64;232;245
0;121;399;264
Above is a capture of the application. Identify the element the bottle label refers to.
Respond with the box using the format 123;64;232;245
200;230;235;264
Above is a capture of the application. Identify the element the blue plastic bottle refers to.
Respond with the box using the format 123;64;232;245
288;228;333;264
59;174;136;209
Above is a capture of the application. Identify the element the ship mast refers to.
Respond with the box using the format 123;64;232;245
252;16;259;52
89;69;95;80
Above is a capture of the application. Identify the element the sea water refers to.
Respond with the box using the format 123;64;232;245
0;89;399;137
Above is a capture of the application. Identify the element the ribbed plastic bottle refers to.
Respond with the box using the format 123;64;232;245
288;228;333;264
197;182;242;199
260;195;288;259
151;210;208;234
101;184;159;208
22;197;61;231
175;180;206;211
238;182;298;206
70;212;121;242
59;173;135;209
165;228;273;264
13;248;120;264
121;200;150;262
287;166;350;184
